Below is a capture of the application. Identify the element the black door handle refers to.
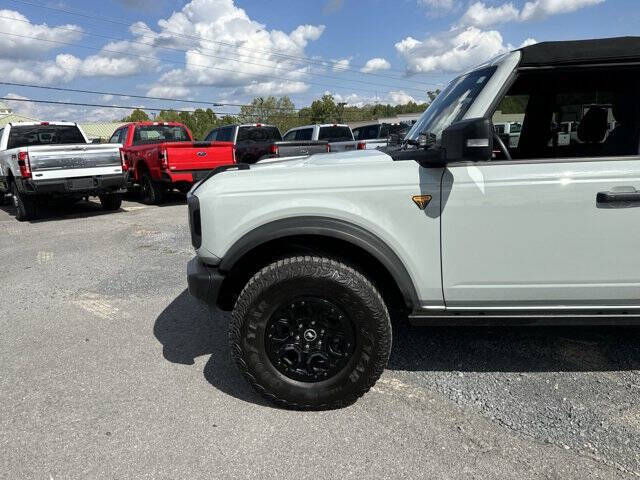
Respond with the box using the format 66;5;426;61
597;190;640;204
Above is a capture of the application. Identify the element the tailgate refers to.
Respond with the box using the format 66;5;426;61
27;144;122;180
276;141;328;157
329;141;357;152
165;141;235;171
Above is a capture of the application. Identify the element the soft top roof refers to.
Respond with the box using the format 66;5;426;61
519;36;640;67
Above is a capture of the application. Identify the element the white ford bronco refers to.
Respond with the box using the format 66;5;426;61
187;37;640;409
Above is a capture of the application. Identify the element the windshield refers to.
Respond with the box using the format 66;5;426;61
318;126;353;142
406;66;496;143
133;125;190;145
8;125;86;149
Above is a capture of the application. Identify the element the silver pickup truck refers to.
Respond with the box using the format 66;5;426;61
0;122;125;221
283;124;361;152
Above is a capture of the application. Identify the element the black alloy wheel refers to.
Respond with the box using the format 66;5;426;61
265;298;356;382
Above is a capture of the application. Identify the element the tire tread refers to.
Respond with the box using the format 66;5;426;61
229;255;391;410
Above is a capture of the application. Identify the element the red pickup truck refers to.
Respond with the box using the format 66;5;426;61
111;122;235;204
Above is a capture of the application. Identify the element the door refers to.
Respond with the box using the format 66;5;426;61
442;65;640;308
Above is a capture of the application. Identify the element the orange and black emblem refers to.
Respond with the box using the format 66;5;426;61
412;194;432;210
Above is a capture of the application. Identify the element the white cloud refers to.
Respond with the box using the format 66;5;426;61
0;9;83;59
329;90;421;107
143;0;325;96
395;27;508;74
241;80;309;96
520;37;538;47
146;86;191;98
418;0;456;9
520;0;604;21
459;2;519;28
323;0;345;14
332;58;351;72
460;0;604;27
3;93;122;123
360;57;391;73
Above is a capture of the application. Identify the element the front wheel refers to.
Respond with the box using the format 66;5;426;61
99;194;122;211
229;256;392;410
11;181;36;221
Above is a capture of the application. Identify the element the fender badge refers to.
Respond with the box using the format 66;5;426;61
412;194;432;210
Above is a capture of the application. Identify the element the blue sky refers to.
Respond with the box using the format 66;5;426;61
0;0;634;121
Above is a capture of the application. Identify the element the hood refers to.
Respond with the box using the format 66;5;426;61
252;149;391;170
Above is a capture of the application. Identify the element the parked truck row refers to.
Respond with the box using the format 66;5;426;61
0;120;407;221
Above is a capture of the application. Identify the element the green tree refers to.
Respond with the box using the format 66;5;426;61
238;96;298;132
308;94;337;123
121;108;150;122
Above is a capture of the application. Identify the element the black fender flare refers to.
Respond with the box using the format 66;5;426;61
219;216;419;309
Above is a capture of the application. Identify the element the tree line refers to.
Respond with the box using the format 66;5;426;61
121;93;437;140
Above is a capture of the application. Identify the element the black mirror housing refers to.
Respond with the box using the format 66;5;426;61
441;118;493;162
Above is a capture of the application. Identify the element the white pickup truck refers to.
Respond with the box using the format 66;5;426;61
0;122;125;221
283;124;361;152
187;36;640;409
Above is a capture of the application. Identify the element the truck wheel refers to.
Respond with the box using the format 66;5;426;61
140;173;163;205
11;181;36;221
99;194;122;211
230;256;392;410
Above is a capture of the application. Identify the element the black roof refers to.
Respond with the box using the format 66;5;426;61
519;36;640;67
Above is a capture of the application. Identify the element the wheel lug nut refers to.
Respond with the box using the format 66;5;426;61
295;335;300;341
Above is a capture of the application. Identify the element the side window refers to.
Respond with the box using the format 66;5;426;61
217;127;233;142
205;129;218;141
295;128;313;141
109;129;123;144
492;67;640;160
283;131;296;141
379;124;389;138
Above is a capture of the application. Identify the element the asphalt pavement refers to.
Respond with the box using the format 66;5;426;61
1;195;639;479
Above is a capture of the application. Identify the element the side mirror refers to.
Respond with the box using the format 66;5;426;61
441;118;493;162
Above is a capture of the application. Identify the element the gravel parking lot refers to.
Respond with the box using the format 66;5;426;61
1;197;640;479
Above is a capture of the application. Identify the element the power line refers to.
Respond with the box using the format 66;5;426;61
0;96;391;121
0;81;306;111
0;30;423;97
0;14;435;93
7;0;445;86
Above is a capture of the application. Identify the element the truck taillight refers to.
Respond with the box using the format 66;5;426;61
326;144;331;153
18;151;31;179
119;148;128;171
270;144;279;156
357;142;366;150
232;144;237;163
160;149;169;169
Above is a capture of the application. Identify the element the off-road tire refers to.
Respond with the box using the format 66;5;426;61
99;194;122;211
140;172;164;205
229;256;392;410
11;181;36;221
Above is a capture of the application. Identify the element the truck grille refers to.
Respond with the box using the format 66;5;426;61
187;194;202;249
